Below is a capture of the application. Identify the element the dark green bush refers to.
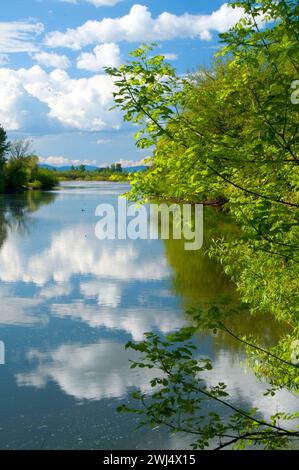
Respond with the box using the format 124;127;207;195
31;168;58;190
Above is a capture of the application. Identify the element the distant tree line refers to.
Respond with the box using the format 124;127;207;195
0;125;129;191
55;162;129;182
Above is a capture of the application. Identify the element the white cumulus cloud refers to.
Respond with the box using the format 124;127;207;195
0;65;120;132
39;156;97;166
46;3;244;50
16;341;158;401
163;53;178;61
32;51;71;69
81;281;121;307
0;67;53;132
0;225;170;286
0;286;46;327
52;301;184;341
77;43;121;72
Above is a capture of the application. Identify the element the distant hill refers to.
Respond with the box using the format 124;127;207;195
39;164;148;173
122;165;148;173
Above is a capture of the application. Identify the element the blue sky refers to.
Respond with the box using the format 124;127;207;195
0;0;244;167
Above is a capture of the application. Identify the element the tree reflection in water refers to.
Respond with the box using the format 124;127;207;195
0;191;57;250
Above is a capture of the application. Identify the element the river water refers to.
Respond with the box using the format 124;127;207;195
0;182;296;449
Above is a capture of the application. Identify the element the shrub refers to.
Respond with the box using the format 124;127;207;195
32;168;58;190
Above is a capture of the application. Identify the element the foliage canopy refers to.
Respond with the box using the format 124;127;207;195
107;0;299;449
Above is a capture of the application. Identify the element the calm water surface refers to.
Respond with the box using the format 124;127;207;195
0;182;296;449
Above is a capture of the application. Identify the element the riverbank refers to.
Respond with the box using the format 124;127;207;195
57;174;130;183
151;194;229;208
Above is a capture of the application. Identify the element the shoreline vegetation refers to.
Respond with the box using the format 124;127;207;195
54;164;132;184
0;131;137;192
105;0;299;450
0;134;58;193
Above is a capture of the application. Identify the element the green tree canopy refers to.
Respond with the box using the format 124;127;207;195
107;0;299;450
